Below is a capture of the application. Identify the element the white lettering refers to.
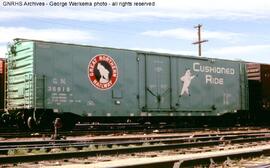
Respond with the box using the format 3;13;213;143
193;62;235;75
193;63;200;72
205;75;224;85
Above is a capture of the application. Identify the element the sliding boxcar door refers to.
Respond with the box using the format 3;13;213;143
145;55;171;110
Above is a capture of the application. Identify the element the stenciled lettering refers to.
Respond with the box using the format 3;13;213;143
205;74;224;85
193;62;235;75
193;62;235;85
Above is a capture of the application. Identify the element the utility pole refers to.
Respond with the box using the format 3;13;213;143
192;24;208;56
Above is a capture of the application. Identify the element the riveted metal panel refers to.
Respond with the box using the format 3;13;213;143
7;41;34;109
145;54;171;110
141;55;248;115
32;41;139;116
174;58;247;114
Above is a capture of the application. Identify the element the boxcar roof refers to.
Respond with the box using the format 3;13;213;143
13;38;243;63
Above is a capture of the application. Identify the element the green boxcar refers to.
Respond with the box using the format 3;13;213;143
6;39;248;120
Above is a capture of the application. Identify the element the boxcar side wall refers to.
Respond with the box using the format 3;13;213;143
138;54;248;116
34;42;140;117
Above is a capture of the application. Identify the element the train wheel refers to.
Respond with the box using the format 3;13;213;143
1;113;11;126
33;110;55;130
16;111;28;130
27;117;36;130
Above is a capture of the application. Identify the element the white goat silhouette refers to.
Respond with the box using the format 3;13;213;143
180;69;195;96
97;63;109;83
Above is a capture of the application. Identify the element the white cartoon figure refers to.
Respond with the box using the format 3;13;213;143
180;69;196;96
97;63;109;83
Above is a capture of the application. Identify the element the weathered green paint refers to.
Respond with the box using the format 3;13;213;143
138;54;248;116
7;39;249;117
7;41;34;109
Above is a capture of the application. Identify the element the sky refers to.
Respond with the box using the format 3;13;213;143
0;0;270;63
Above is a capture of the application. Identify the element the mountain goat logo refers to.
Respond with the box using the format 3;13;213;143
180;69;196;96
88;54;118;90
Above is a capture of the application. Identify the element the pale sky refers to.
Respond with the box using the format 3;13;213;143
0;0;270;63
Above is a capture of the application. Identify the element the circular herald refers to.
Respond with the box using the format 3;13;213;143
88;54;118;90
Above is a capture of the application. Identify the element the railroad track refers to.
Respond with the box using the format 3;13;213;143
0;125;268;138
88;144;270;168
0;122;186;138
1;130;270;165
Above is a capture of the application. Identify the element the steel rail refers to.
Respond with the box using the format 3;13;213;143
1;133;270;164
0;132;269;152
0;126;267;138
88;145;270;168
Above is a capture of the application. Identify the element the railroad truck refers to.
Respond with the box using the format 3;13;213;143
2;38;249;129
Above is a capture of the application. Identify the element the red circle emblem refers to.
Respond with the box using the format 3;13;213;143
88;54;118;90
